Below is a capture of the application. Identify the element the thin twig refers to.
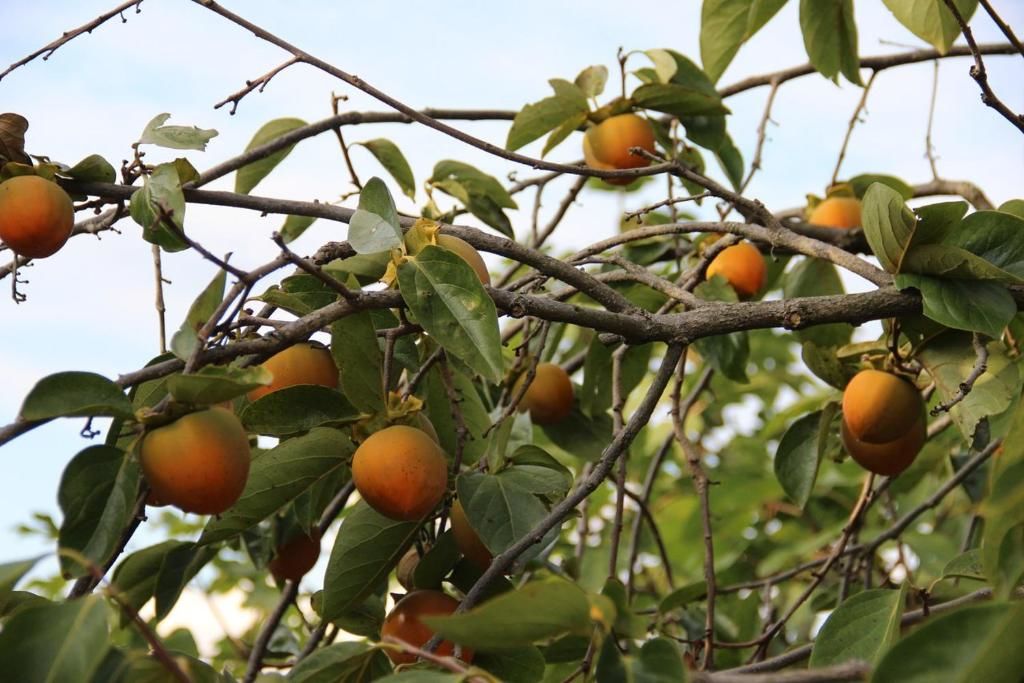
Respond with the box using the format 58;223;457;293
214;57;300;114
831;71;878;187
977;0;1024;59
151;244;167;353
0;0;144;82
925;61;942;179
931;333;988;415
940;0;1024;133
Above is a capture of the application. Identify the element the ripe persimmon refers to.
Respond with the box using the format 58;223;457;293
842;370;924;444
351;425;448;521
583;113;656;186
139;407;251;515
0;175;74;258
380;590;472;664
808;197;861;229
705;241;766;298
247;342;338;401
516;362;574;425
437;233;491;286
841;414;926;477
450;500;492;569
268;531;321;583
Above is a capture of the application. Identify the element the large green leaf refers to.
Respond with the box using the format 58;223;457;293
774;410;824;509
0;595;109;683
872;602;1024;682
882;0;978;53
901;244;1023;283
981;398;1024;597
700;0;788;82
356;138;416;199
331;310;385;414
785;258;854;346
430;160;517;237
348;176;404;254
58;445;139;578
595;636;688;683
474;646;547;683
0;556;43;610
423;578;592;650
235;117;307;194
810;586;905;667
799;0;862;85
398;245;503;383
200;428;354;543
506;79;589;152
321;501;419;620
19;371;132;421
947;210;1024;280
241;385;360;437
170;267;227;360
895;275;1016;340
285;641;390;682
457;472;551;564
862;182;919;274
422;363;492;465
498;445;573;499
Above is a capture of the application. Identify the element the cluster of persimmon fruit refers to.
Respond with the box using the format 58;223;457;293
0;173;75;259
130;222;581;662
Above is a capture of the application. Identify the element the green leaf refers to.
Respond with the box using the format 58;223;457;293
287;641;391;683
575;65;609;98
110;541;213;623
19;371;132;421
948;210;1024;280
861;182;922;273
166;365;273;405
799;0;862;85
916;333;1020;441
785;258;854;346
895;275;1015;339
170;267;227;360
423;364;492;465
398;245;503;383
66;154;116;184
774;410;824;509
810;585;905;667
872;602;1024;682
700;0;788;82
431;160;517;237
882;0;978;53
659;581;708;613
423;578;591;650
999;199;1024;220
200;428;354;543
680;114;726;151
632;83;729;117
498;445;573;499
234;117;306;194
152;542;217;621
981;401;1024;596
802;341;858;390
137;113;218;151
849;173;914;200
0;595;109;683
58;446;139;578
321;501;419;620
939;549;986;582
714;130;745;190
348;176;404;254
901;244;1023;283
541;406;614;462
331;311;385;414
474;646;546;683
357;138;416;199
457;472;551;564
279;214;317;244
542;111;588;158
580;339;653;417
912;200;969;246
242;385;359;437
0;556;43;610
506;79;589;151
129;162;190;252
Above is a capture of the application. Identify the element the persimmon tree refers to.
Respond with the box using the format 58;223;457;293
2;1;1024;682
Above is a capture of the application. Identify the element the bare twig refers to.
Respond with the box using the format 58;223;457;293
977;0;1024;59
0;0;144;82
925;61;942;179
151;244;167;353
214;57;300;114
831;71;879;187
940;0;1024;133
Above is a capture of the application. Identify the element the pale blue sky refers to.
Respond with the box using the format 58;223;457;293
1;0;1022;572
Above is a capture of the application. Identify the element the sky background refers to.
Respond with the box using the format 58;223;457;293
1;0;1022;649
